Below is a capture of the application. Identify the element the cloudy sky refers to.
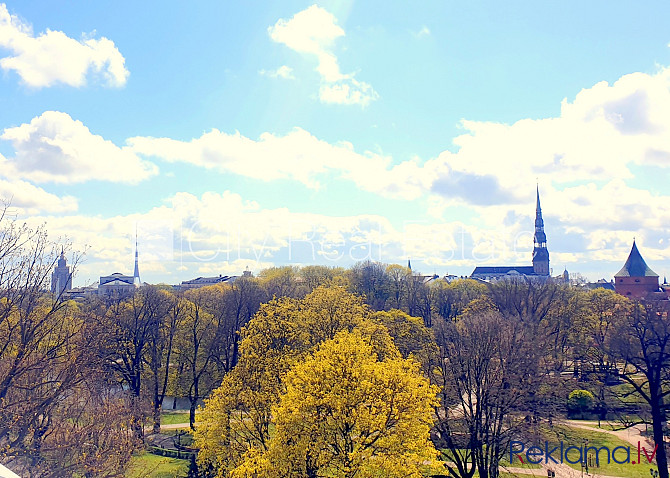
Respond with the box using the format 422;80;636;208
1;1;670;285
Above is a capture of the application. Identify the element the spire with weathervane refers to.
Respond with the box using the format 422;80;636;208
532;186;550;276
133;228;141;287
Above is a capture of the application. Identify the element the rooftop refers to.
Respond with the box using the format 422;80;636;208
614;240;659;278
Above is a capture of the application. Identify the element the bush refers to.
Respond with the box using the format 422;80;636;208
567;389;595;414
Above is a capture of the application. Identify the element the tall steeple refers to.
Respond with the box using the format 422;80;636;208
133;228;141;286
532;186;550;275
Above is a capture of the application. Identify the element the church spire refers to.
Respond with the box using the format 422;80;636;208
133;227;141;286
532;186;550;276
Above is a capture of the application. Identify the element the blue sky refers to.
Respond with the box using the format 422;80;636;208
1;1;670;285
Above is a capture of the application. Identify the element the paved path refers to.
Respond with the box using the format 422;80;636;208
160;422;197;430
562;419;653;449
502;464;628;478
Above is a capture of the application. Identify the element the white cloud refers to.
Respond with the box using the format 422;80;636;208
128;126;433;198
319;77;378;107
29;190;497;284
126;64;670;264
0;175;77;214
0;3;128;88
268;5;378;106
259;65;295;79
1;111;158;184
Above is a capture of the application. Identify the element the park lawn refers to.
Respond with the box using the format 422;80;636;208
160;411;191;425
540;423;658;478
126;452;189;478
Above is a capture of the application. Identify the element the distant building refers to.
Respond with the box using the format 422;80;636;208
614;240;665;300
471;187;550;281
98;273;136;295
51;248;72;294
442;274;460;283
63;284;99;300
585;278;616;292
97;235;142;295
178;275;237;290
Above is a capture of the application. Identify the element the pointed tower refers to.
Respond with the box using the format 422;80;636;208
133;230;141;287
51;247;72;294
532;186;550;276
614;240;659;299
407;258;412;271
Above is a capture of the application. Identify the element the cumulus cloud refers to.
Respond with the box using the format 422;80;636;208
259;65;295;79
268;5;378;106
128;127;434;198
1;111;158;183
0;175;77;214
126;64;670;273
0;3;128;88
29;190;497;285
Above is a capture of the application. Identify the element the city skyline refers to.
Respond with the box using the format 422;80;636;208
1;1;670;284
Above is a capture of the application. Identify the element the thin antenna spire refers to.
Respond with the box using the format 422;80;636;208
133;225;141;286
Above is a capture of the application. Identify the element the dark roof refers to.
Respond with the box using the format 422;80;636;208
181;275;234;285
614;241;658;278
471;266;536;276
586;281;615;291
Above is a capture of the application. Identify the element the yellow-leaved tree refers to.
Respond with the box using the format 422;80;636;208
231;330;440;478
194;285;437;476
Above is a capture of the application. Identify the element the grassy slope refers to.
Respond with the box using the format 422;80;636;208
126;452;189;478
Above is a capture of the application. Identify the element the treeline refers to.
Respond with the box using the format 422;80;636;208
2;215;670;478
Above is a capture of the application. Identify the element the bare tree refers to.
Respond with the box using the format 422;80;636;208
96;286;162;437
145;286;182;434
0;211;136;475
347;260;390;311
432;309;537;478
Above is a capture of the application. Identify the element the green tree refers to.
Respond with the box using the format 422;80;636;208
567;389;595;414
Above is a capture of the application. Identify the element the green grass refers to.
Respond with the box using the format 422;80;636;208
160;429;194;446
160;411;191;426
126;452;189;478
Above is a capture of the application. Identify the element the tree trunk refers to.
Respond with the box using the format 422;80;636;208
189;399;197;430
189;378;198;430
651;403;669;478
152;402;161;434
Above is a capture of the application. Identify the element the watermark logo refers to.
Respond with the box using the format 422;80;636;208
510;441;658;466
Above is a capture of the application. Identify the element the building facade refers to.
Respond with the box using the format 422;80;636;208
97;235;142;295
